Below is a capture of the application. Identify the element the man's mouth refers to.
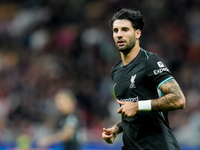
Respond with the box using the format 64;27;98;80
117;40;126;46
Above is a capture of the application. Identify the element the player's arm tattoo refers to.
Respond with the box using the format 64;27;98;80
151;79;186;111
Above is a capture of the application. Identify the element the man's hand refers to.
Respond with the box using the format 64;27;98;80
102;127;118;144
117;100;138;118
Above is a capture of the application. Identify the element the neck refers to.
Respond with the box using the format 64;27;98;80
120;43;140;66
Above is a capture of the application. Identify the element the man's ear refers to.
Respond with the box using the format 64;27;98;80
135;29;141;39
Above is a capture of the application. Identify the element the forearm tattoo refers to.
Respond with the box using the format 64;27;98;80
152;79;185;111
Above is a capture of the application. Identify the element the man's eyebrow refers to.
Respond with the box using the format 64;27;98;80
121;27;129;29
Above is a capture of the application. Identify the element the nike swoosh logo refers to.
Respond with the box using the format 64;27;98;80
113;83;117;88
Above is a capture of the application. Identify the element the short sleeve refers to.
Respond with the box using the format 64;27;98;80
146;54;173;88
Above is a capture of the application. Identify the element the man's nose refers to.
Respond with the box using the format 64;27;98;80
116;31;123;38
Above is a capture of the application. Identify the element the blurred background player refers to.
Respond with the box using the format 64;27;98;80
37;89;80;150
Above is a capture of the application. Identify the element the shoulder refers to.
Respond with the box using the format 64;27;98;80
111;60;122;71
140;48;167;69
64;113;79;127
140;48;160;61
111;60;122;79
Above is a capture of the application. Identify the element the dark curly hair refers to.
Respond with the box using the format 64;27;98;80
110;8;145;31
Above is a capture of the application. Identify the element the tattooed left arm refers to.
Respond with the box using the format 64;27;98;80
151;79;186;111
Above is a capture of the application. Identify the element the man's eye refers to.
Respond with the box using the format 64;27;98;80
123;28;128;31
113;29;118;33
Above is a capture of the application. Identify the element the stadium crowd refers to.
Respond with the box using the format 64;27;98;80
0;0;199;147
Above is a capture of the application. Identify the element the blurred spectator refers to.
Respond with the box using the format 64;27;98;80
37;89;80;150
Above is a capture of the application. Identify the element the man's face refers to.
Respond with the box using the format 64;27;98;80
112;19;136;52
55;93;74;114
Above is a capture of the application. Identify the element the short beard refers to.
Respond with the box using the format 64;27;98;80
118;45;132;53
117;38;136;54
